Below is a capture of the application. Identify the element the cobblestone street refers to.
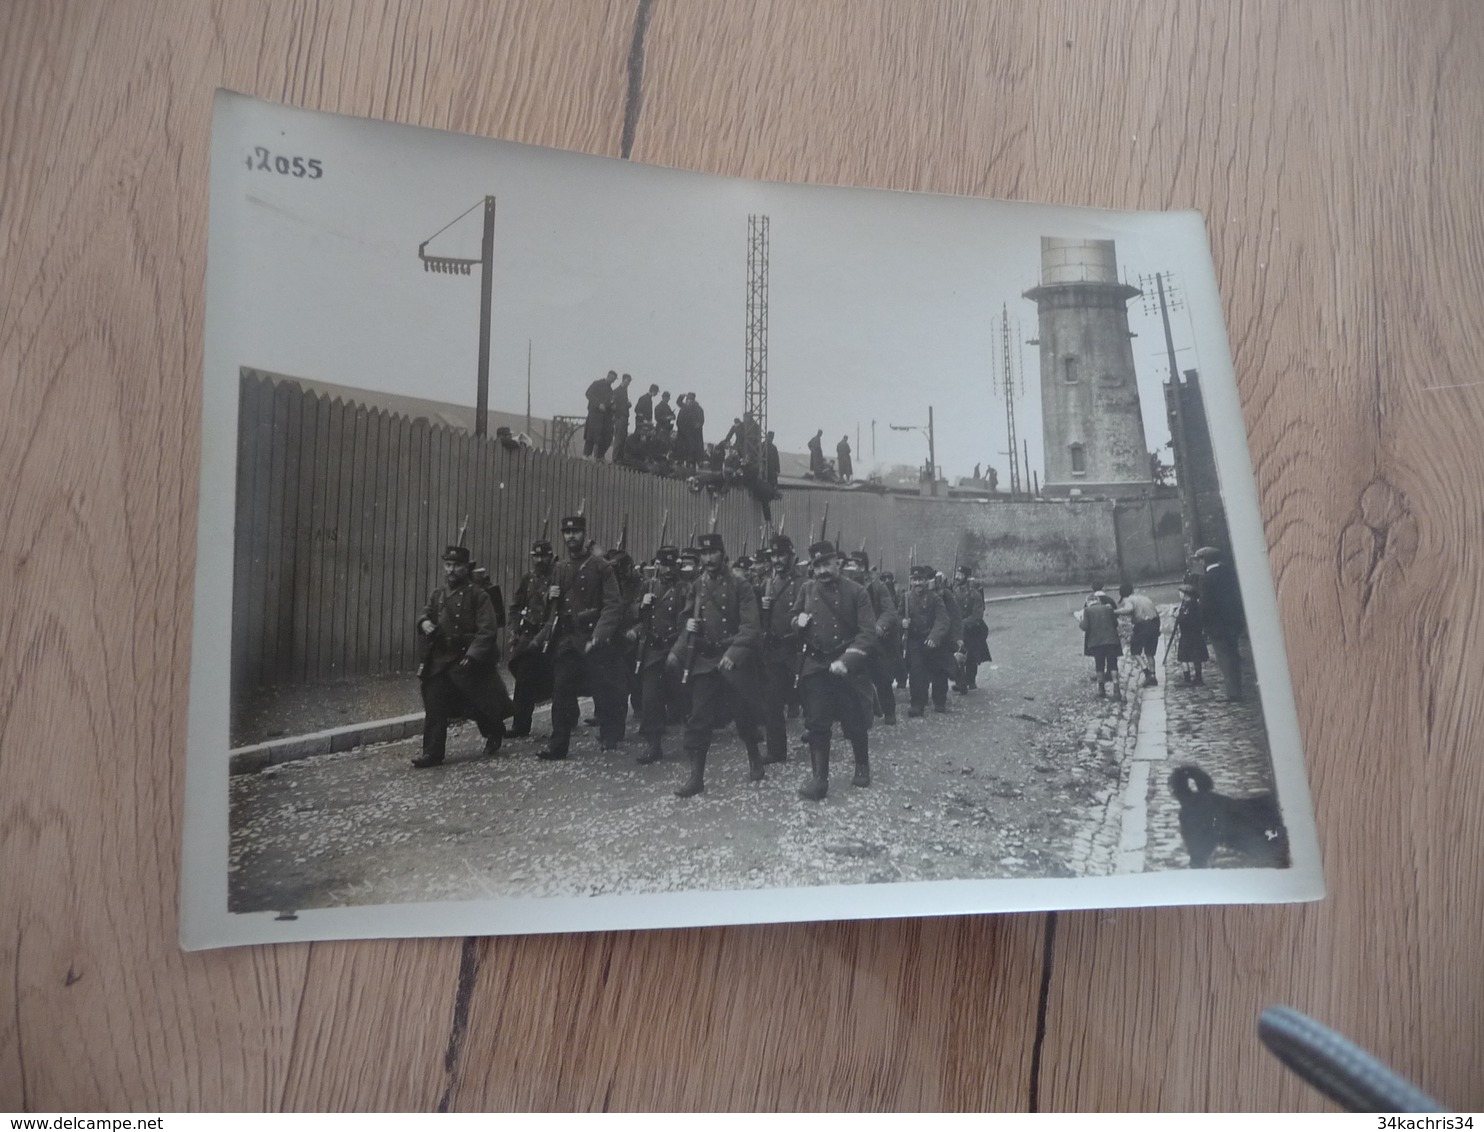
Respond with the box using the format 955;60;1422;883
228;589;1286;913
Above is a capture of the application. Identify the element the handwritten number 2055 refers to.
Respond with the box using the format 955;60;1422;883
246;146;323;179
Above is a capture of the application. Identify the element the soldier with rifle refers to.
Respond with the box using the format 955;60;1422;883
598;516;641;750
633;544;689;764
904;565;954;715
935;570;968;697
790;541;879;800
951;563;991;690
842;549;901;725
411;545;512;768
540;514;622;760
758;532;806;764
667;531;765;797
506;535;557;738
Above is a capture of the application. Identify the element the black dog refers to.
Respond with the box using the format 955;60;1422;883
1169;765;1290;869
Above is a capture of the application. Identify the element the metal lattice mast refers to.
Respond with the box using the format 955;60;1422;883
994;303;1023;496
744;215;770;468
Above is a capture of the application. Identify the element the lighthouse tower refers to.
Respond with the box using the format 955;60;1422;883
1024;238;1152;496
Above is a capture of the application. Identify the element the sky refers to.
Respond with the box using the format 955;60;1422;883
220;96;1211;482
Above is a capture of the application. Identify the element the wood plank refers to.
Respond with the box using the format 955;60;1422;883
289;385;322;685
258;380;292;682
350;404;376;678
273;378;307;683
230;374;266;699
388;412;414;675
322;397;348;681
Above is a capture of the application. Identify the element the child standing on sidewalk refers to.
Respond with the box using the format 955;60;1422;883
1174;583;1209;685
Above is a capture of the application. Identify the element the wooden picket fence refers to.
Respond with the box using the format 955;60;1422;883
231;373;770;693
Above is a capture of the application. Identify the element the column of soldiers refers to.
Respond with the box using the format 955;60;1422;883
412;516;994;804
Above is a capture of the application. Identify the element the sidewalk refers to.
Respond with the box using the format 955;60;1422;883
1062;618;1274;874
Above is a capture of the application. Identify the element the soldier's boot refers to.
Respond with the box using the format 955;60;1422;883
1097;675;1107;698
636;736;664;765
851;737;871;788
746;739;766;783
797;734;830;802
1112;674;1125;702
674;747;707;798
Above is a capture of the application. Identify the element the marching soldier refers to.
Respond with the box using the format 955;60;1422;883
758;533;805;764
412;545;512;768
791;541;879;800
935;571;968;696
842;550;901;725
951;564;991;690
904;565;953;715
667;533;764;797
506;538;557;737
596;545;643;749
633;545;689;764
540;515;622;760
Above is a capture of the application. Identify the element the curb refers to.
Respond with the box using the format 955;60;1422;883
229;714;425;775
229;702;564;776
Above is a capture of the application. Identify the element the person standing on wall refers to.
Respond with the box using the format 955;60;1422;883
609;373;633;463
582;371;616;459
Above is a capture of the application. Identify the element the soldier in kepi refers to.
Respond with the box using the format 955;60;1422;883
633;545;688;764
758;533;805;764
667;532;764;797
791;541;879;800
951;563;991;690
842;550;901;725
904;565;953;716
540;515;622;760
506;538;557;738
412;545;513;768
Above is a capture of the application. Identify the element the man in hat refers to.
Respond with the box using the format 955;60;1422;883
583;371;617;459
791;541;879;800
633;545;690;764
412;545;512;767
758;533;806;764
666;532;764;796
540;515;622;759
934;571;967;697
598;543;644;745
836;435;853;482
506;538;558;737
1075;582;1123;700
951;564;991;690
903;565;953;716
654;391;675;438
1192;545;1245;700
842;550;901;725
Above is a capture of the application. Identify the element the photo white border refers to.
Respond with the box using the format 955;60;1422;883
181;92;1323;950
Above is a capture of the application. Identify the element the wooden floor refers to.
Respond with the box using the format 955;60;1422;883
3;0;1482;1112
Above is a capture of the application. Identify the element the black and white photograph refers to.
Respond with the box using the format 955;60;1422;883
183;92;1322;948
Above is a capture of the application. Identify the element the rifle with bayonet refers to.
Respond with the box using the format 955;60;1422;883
680;503;719;684
635;508;668;674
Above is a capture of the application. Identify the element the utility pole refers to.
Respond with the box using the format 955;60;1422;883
418;195;497;437
475;196;495;436
993;303;1023;496
525;338;532;437
928;405;937;491
743;215;770;469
